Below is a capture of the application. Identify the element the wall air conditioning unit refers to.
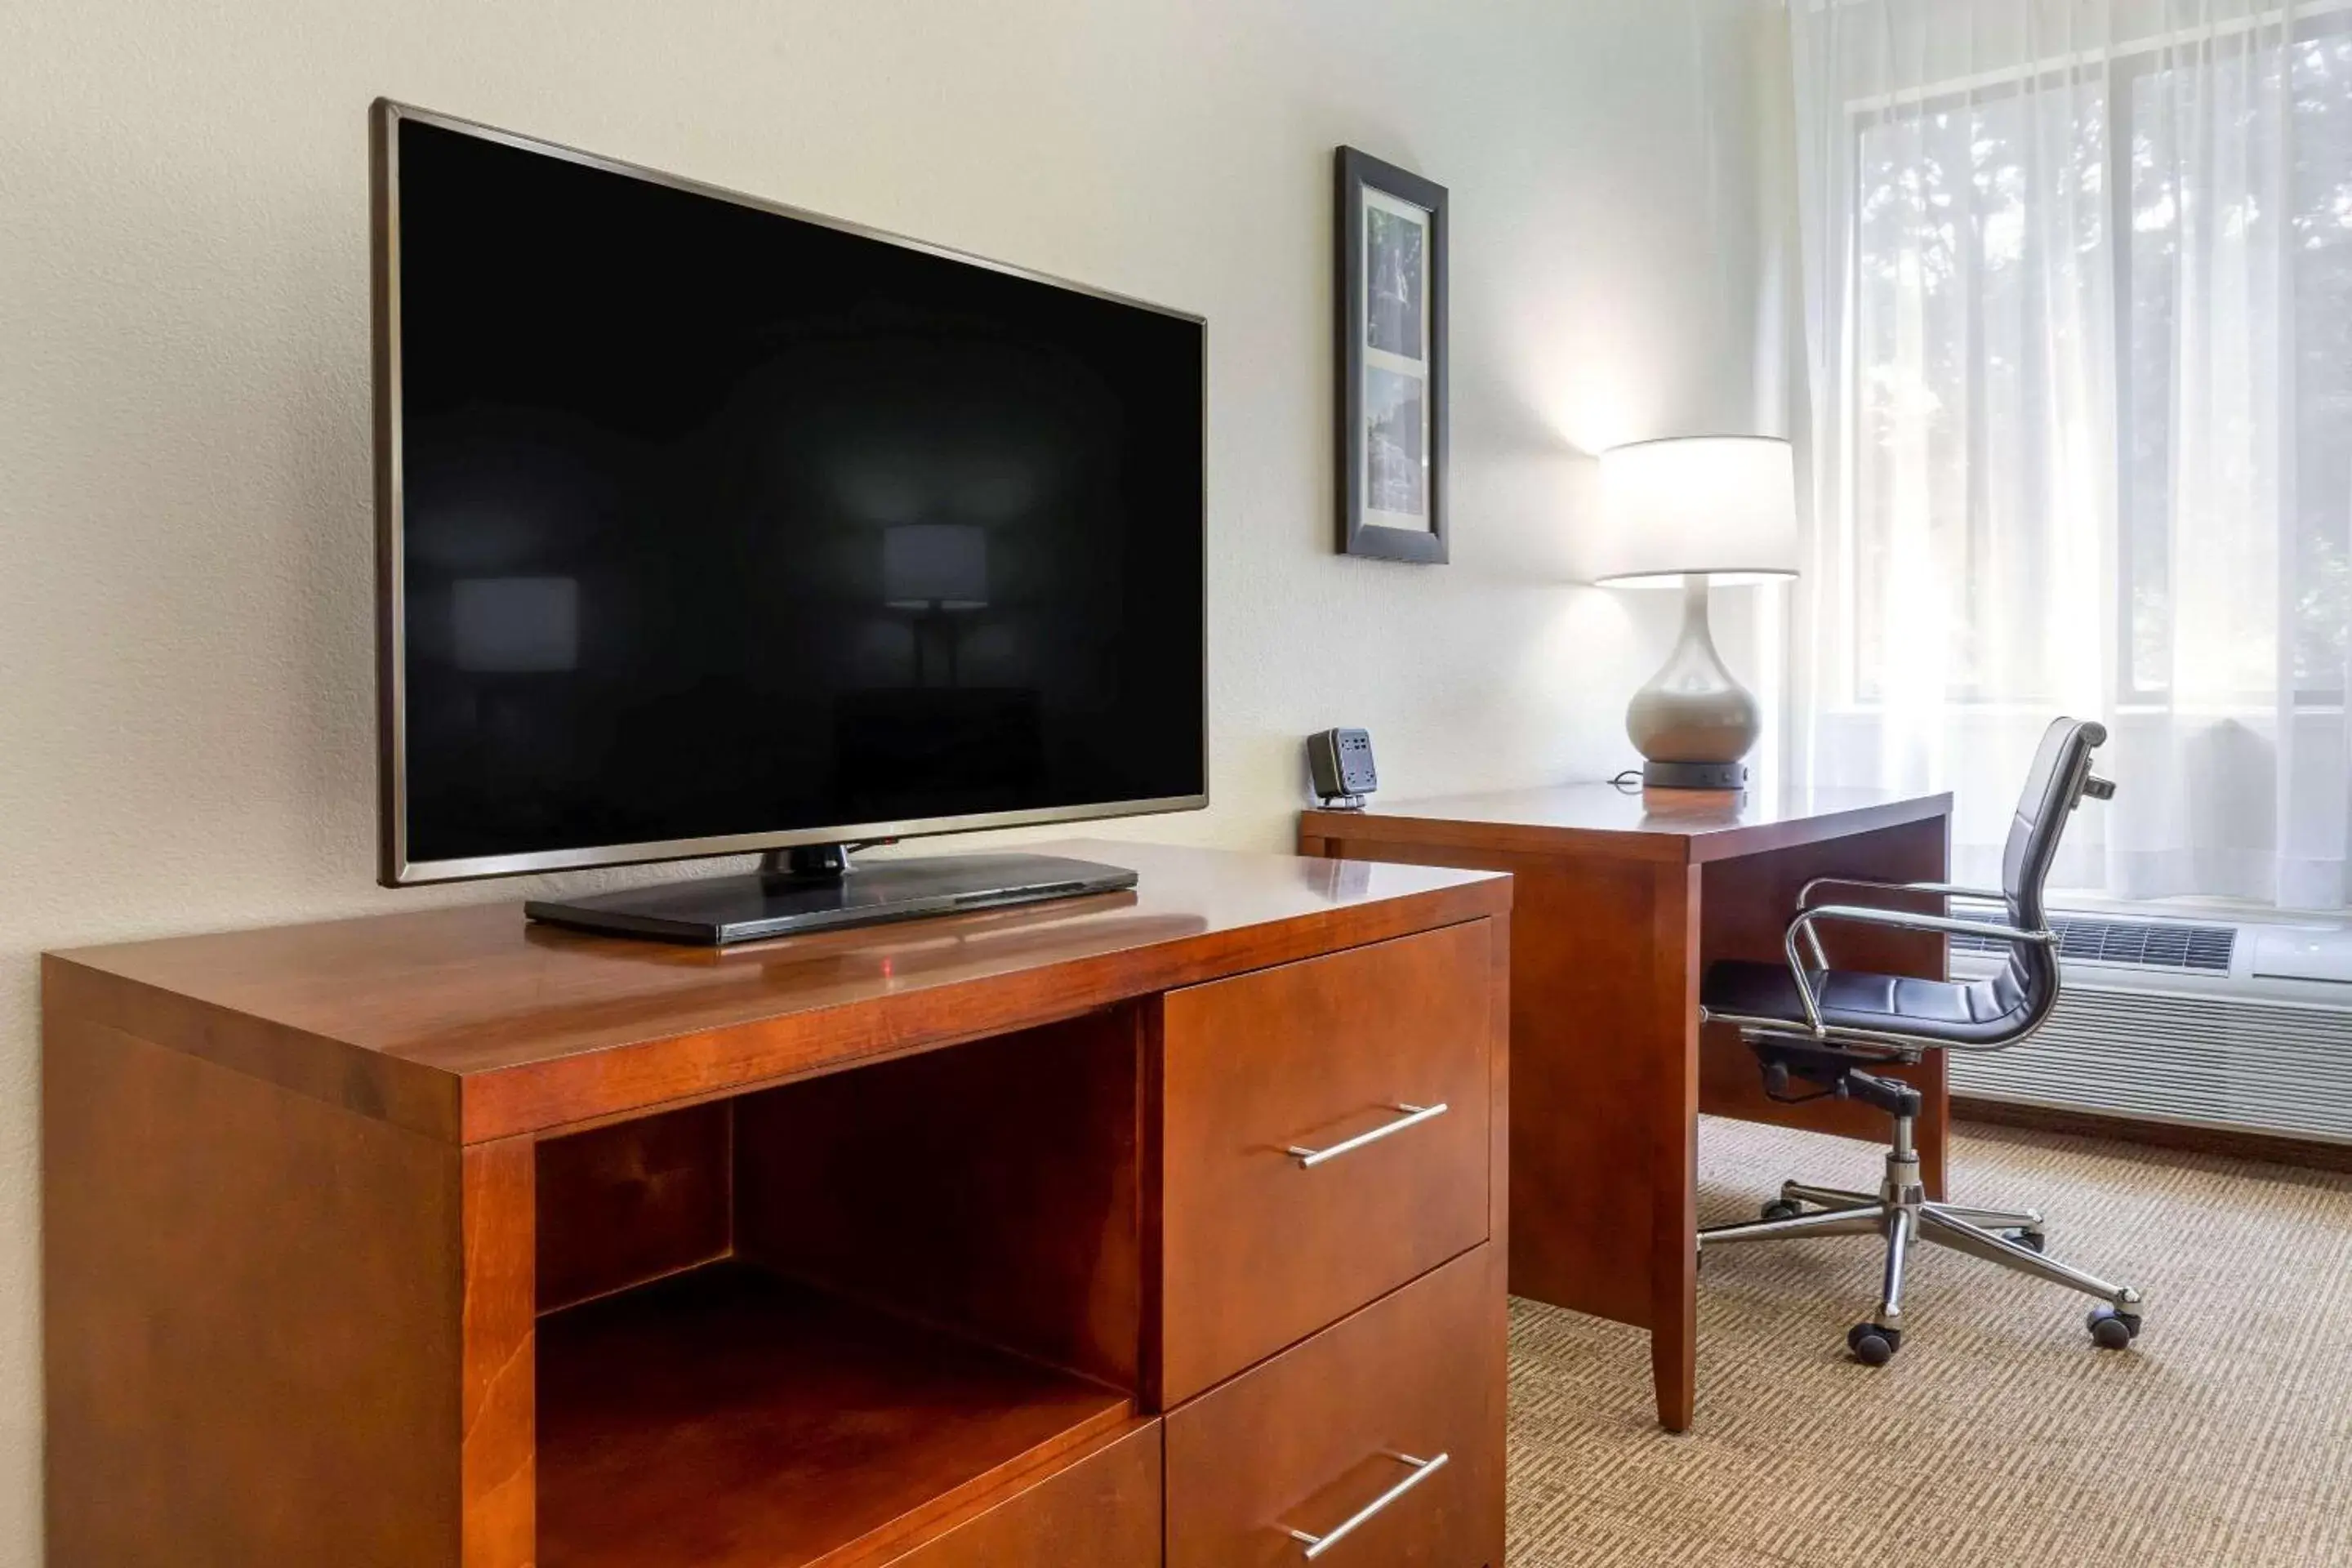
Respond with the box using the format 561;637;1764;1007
1944;908;2352;1147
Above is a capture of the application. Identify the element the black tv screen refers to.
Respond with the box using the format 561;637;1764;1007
375;105;1205;883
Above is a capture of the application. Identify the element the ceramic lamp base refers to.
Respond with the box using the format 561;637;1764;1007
1625;577;1759;789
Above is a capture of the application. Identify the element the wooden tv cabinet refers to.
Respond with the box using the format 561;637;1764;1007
42;840;1510;1567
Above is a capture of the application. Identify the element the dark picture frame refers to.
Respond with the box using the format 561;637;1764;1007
1335;146;1448;564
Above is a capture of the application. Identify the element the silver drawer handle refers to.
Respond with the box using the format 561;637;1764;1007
1286;1102;1449;1168
1286;1450;1450;1559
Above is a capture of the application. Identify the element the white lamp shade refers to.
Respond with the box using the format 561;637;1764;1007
452;577;580;672
884;523;989;609
1591;436;1798;587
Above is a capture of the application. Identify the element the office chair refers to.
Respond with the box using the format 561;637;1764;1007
1697;717;2140;1365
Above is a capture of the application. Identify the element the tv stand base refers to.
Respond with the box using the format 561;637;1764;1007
526;849;1137;946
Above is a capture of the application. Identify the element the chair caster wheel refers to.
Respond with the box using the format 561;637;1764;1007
1761;1198;1803;1222
2005;1228;2047;1253
2087;1305;2141;1349
1847;1322;1901;1365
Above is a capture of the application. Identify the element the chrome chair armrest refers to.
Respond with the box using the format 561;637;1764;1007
1797;875;2009;910
1792;878;2011;969
1779;903;2056;1036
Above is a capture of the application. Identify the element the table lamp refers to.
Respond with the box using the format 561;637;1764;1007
1591;436;1797;790
884;523;988;686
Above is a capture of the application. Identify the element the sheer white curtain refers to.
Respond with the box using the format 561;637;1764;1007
1787;0;2352;907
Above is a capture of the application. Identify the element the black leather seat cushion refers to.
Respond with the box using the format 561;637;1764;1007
1703;960;2033;1048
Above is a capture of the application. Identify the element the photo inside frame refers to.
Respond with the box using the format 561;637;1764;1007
1361;187;1431;532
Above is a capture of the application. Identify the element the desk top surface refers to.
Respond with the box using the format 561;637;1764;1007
46;840;1509;1143
1302;782;1951;865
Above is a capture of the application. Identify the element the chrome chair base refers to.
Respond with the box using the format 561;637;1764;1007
1698;1114;2145;1362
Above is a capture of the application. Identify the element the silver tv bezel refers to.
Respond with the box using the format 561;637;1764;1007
371;100;1209;887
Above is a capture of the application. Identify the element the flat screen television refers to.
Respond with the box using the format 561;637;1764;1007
372;102;1206;941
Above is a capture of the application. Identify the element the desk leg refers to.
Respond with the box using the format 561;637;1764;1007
1650;862;1701;1434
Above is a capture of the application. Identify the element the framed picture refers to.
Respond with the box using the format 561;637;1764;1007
1335;146;1447;564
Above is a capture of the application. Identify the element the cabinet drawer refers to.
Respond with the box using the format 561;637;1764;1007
1157;920;1494;1402
885;1417;1162;1567
1164;1245;1503;1568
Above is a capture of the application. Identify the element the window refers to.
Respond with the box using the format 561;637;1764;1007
1842;16;2352;708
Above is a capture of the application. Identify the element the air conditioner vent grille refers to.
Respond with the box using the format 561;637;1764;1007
1951;987;2352;1144
1949;915;2235;972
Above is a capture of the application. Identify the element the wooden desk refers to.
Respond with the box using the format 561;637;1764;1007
44;841;1511;1567
1299;786;1951;1432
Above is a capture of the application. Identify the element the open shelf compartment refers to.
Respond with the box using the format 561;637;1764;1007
529;1008;1146;1568
537;1263;1133;1567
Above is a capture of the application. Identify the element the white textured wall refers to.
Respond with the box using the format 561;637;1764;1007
0;0;1780;1555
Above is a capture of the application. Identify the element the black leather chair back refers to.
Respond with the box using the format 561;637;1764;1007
1991;716;2108;1036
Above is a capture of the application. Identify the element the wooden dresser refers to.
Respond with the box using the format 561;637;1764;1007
42;840;1510;1568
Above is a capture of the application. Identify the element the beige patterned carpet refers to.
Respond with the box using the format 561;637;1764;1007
1506;1116;2352;1566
